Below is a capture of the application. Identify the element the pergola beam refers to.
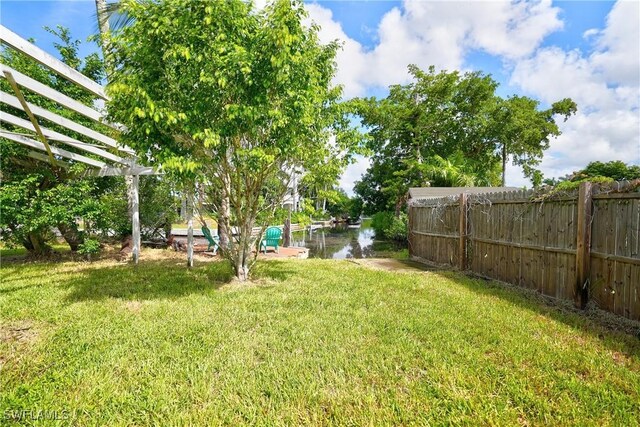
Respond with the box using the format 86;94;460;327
0;24;168;267
0;130;106;168
1;110;129;165
0;64;115;127
1;90;133;154
0;25;109;100
28;150;70;168
3;70;57;166
90;166;160;176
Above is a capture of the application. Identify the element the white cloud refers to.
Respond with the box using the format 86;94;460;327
511;47;618;110
590;0;640;87
508;0;639;183
306;0;563;98
339;155;370;197
304;4;369;98
307;0;638;191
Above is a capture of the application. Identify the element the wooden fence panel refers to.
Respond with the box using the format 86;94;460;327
409;198;460;266
409;185;639;320
590;196;640;319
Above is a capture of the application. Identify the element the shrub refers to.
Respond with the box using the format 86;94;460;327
77;238;101;261
371;212;394;236
385;213;408;242
371;211;408;243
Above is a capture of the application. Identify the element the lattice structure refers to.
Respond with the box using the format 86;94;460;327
0;25;167;264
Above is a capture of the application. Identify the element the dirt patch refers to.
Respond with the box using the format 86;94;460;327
349;258;437;273
0;320;42;370
0;321;38;345
124;301;144;313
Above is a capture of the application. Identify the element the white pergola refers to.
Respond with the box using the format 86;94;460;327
0;25;197;265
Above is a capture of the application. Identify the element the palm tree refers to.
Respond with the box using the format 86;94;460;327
423;154;477;187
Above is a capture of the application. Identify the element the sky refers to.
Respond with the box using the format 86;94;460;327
1;0;639;193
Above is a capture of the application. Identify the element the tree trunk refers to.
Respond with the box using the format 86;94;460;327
501;144;507;187
235;255;249;281
230;220;253;282
58;222;84;251
218;193;230;249
23;231;51;256
94;0;114;76
283;215;291;248
180;194;187;220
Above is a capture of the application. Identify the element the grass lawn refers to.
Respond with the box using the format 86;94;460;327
1;251;639;426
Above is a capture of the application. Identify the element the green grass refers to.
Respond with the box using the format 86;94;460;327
0;243;70;260
1;251;639;426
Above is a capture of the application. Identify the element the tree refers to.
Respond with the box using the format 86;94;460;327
107;0;361;280
354;66;502;214
354;65;576;213
574;160;640;182
493;96;576;186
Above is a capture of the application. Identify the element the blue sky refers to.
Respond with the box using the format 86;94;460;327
1;0;638;191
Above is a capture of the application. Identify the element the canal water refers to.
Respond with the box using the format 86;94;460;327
290;220;404;259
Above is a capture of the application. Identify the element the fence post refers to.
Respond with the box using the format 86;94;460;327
459;193;468;270
186;190;194;268
131;174;140;265
575;182;593;309
407;204;413;258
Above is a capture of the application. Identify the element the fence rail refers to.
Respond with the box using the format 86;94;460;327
408;181;640;321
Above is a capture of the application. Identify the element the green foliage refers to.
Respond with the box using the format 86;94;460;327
371;212;394;236
107;0;363;279
324;188;350;219
554;176;615;192
0;166;106;254
96;176;180;240
371;211;408;243
77;238;101;260
493;95;576;187
543;161;640;188
267;207;313;227
573;161;640;182
384;213;409;242
348;197;364;220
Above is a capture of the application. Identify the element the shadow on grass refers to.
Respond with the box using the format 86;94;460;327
62;259;236;303
432;269;640;358
251;261;300;282
61;258;301;303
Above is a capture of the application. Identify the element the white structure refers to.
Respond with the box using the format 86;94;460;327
0;25;182;265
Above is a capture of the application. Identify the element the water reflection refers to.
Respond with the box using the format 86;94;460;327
291;222;401;259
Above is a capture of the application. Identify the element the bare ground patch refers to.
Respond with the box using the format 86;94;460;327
0;320;46;370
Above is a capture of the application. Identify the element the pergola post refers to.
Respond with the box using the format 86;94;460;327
132;174;140;264
186;191;194;268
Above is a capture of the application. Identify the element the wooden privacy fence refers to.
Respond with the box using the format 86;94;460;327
408;181;640;321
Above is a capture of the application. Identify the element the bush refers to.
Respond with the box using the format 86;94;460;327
77;238;101;261
263;206;313;228
385;213;408;242
371;212;394;236
371;211;408;243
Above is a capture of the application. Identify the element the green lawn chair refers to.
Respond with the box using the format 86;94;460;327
260;226;282;254
201;226;220;255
